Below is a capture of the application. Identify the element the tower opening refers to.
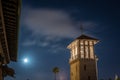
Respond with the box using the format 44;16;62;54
88;76;90;80
84;64;86;71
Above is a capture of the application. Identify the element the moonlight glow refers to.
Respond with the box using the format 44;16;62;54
23;58;28;63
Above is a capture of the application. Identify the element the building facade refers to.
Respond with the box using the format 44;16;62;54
0;0;21;79
67;34;99;80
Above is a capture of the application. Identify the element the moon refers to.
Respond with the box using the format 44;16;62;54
23;58;28;63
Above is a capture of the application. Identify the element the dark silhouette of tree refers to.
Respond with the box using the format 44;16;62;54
52;67;59;80
2;65;15;78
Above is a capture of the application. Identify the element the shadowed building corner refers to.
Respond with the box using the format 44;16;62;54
0;0;21;79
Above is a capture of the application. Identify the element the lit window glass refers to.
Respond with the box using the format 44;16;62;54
89;41;93;45
94;41;97;44
90;46;94;59
80;46;84;58
85;46;89;58
80;41;84;45
73;49;75;59
75;47;77;58
85;41;88;45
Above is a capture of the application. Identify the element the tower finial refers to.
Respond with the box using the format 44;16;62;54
80;24;84;34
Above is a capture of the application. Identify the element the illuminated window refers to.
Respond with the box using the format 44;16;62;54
94;41;97;44
89;41;93;45
80;41;84;45
81;46;84;49
85;46;89;58
72;49;75;59
85;41;88;45
90;46;94;59
75;47;78;58
70;50;73;60
80;46;84;58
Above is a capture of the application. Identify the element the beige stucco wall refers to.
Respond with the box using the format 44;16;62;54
70;59;97;80
80;59;97;80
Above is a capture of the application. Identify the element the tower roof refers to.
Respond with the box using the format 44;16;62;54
76;34;98;40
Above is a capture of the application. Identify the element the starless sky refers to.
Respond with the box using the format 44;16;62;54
5;0;120;80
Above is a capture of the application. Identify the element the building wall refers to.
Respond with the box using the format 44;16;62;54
70;59;97;80
0;41;2;80
0;43;2;80
70;60;80;80
0;63;2;80
80;59;97;80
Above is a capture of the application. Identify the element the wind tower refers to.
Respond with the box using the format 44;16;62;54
67;26;99;80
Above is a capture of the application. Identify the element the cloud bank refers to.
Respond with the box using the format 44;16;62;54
22;7;81;38
21;7;97;49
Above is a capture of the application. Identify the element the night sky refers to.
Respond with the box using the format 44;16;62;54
5;0;120;80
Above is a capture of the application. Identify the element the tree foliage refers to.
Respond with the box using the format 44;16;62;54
2;65;15;77
52;67;59;74
52;67;59;80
